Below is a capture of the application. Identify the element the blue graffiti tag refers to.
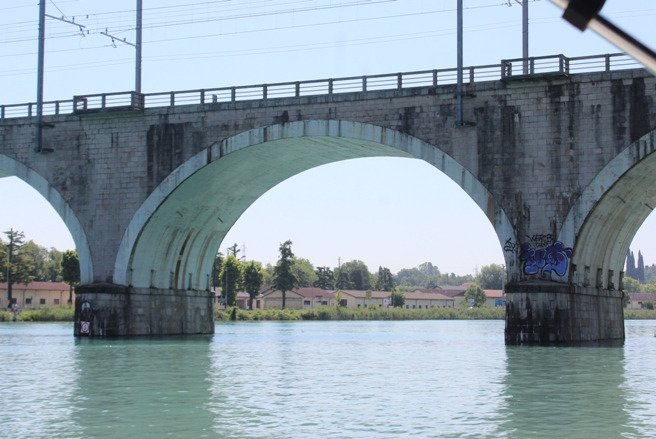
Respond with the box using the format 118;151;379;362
520;241;573;277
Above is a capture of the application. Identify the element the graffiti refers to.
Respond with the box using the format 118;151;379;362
520;240;573;277
526;234;554;249
503;238;517;253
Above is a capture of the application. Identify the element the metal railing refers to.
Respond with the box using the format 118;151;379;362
0;53;642;121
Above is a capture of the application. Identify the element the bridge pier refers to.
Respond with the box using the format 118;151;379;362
73;284;215;337
504;282;625;345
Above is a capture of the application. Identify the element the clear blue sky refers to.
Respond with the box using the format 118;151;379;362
1;0;655;274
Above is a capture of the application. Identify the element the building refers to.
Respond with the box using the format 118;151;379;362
338;290;392;308
0;282;73;309
626;292;656;309
404;290;455;309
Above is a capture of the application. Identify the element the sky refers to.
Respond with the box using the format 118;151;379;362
1;0;656;275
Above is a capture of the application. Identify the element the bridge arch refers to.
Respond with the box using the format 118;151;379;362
115;120;515;289
561;129;656;289
0;154;93;283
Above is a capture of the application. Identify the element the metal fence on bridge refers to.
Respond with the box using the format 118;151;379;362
0;53;643;120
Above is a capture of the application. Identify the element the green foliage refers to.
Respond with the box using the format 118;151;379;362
622;276;640;293
314;266;334;290
390;290;405;307
291;257;317;287
18;306;74;321
375;266;395;292
335;269;351;289
242;261;264;309
273;240;297;309
215;305;504;321
220;254;242;307
477;264;505;289
212;252;223;289
61;250;80;284
338;260;372;290
394;262;474;289
463;284;487;308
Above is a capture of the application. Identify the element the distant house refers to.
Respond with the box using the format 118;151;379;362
260;287;336;309
626;292;656;309
405;290;455;309
0;282;73;309
484;289;505;308
338;290;391;308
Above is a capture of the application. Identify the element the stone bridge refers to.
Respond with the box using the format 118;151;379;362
1;53;655;343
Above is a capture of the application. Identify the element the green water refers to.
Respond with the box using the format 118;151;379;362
1;320;655;438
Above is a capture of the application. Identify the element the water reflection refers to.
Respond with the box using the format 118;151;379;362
70;336;215;438
500;345;637;439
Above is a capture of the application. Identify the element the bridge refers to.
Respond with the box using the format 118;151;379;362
1;53;654;344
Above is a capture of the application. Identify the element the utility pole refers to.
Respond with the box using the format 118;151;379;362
36;0;46;153
135;0;143;92
522;0;529;74
455;0;463;126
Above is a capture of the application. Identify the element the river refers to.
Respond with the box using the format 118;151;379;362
1;319;655;438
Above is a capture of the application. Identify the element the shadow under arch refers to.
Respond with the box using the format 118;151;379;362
0;154;93;283
561;129;656;288
115;120;515;289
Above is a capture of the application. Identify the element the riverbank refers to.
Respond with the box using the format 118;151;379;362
2;306;656;322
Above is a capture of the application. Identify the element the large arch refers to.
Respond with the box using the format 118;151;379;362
561;129;656;289
0;154;93;283
115;120;514;289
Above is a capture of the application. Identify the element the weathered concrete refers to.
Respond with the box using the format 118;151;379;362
505;282;624;344
1;67;655;341
74;284;214;336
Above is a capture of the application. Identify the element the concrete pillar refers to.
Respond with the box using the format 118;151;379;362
504;281;625;345
73;283;214;337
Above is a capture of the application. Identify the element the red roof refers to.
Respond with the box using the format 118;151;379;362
484;290;504;298
0;281;70;291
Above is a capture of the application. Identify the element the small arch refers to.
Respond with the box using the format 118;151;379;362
562;129;656;288
115;120;515;289
0;154;93;283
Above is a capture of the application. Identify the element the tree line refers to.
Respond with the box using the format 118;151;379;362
1;229;506;309
0;229;80;306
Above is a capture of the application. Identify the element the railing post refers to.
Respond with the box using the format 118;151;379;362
501;60;511;79
530;57;535;75
231;87;236;101
397;73;402;90
0;105;4;120
295;81;300;97
263;84;267;100
55;101;59;115
605;54;611;71
469;66;475;84
200;89;205;104
132;92;144;110
432;70;437;87
560;55;569;75
101;94;106;109
28;103;33;117
362;76;367;92
170;92;175;106
328;79;333;94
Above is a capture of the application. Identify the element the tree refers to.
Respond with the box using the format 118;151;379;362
394;267;426;288
61;249;80;304
335;268;352;290
463;284;487;308
637;251;645;284
273;240;297;309
626;250;636;279
291;257;318;287
21;240;49;281
2;229;32;307
375;266;395;291
622;276;640;293
389;290;405;307
339;260;372;290
220;254;242;307
242;261;264;310
314;266;334;290
477;264;505;289
212;252;224;290
44;248;63;282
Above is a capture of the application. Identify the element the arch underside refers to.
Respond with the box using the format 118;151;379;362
121;121;514;290
568;130;656;288
0;155;93;283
